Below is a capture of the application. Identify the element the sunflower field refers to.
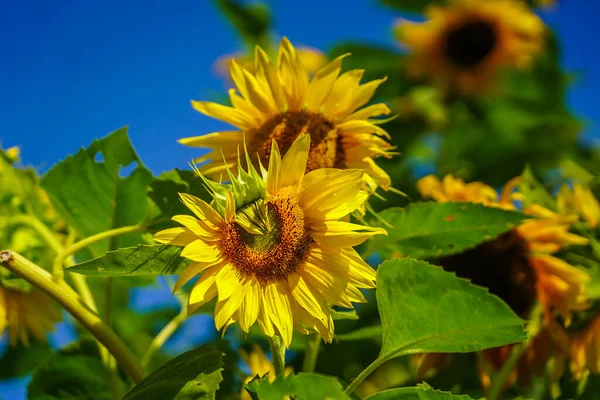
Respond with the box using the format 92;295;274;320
1;0;600;399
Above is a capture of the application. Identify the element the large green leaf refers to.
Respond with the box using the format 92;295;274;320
366;202;525;258
0;340;54;379
147;169;212;231
123;344;223;400
41;127;153;256
245;373;350;400
365;386;472;400
67;244;190;277
377;258;527;361
27;339;113;400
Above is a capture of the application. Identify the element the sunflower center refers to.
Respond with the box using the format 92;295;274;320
221;198;312;283
437;230;537;317
248;110;344;172
445;20;497;67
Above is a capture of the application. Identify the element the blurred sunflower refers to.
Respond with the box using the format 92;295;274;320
417;174;590;388
214;46;327;81
557;182;600;229
240;344;293;400
180;37;394;193
155;134;385;347
0;287;61;346
394;0;545;94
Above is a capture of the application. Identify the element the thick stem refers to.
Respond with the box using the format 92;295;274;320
302;333;321;373
344;356;385;396
487;342;528;400
0;250;146;383
269;335;286;378
54;224;144;279
141;310;187;367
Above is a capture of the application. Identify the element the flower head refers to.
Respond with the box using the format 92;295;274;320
155;134;385;346
395;0;545;94
180;37;394;194
418;174;589;325
569;315;600;379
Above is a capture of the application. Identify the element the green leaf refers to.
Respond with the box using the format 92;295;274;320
216;0;272;52
123;343;223;400
67;244;191;277
147;169;211;231
27;339;113;400
377;258;527;361
244;373;350;400
379;0;443;13
41;127;153;256
367;202;525;258
365;386;472;400
0;340;54;379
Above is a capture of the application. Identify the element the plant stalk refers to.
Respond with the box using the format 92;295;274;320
269;334;286;378
0;250;146;383
302;333;321;373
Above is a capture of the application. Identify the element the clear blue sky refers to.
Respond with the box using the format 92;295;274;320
1;0;598;175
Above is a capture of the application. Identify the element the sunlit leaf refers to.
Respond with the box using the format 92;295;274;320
123;343;223;400
377;258;527;361
67;244;190;277
365;386;472;400
366;202;525;258
27;339;113;400
331;310;359;321
518;166;555;210
41;127;153;256
244;373;350;400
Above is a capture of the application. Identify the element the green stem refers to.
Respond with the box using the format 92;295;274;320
302;333;321;373
10;214;63;254
269;335;286;378
0;250;146;383
141;310;187;367
487;342;528;400
344;356;386;396
54;223;144;279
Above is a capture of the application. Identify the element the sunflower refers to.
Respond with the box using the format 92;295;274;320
557;182;600;229
240;344;293;400
394;0;545;94
0;286;61;346
180;37;394;194
417;174;590;389
214;45;328;82
419;174;589;323
155;134;385;346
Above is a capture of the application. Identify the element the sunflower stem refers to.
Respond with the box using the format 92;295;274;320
269;335;286;378
302;333;321;373
0;250;146;383
487;341;528;400
344;356;385;396
53;223;145;279
141;309;187;367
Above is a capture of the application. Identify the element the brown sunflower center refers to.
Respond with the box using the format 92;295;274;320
445;20;497;67
220;198;312;283
437;230;537;318
248;110;344;172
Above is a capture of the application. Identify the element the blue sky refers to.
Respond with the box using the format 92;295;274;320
1;0;598;176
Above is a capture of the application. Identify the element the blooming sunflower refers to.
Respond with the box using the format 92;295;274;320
394;0;545;94
0;286;61;346
417;174;590;389
180;37;394;193
154;134;385;346
240;344;293;400
419;174;589;323
557;182;600;229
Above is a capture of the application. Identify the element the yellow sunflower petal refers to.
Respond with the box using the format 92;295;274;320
153;227;197;246
191;100;255;130
180;240;221;262
174;260;223;293
178;193;224;228
279;133;310;194
311;221;387;248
